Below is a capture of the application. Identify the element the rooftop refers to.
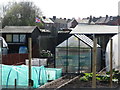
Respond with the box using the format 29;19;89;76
41;17;54;24
2;26;50;33
70;24;119;34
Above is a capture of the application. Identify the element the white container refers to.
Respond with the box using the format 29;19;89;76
25;58;47;66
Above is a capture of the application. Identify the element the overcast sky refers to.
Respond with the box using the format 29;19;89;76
0;0;120;19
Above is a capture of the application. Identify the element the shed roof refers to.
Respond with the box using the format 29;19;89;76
70;24;118;34
2;26;50;33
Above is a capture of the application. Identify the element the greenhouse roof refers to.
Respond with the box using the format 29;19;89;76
57;34;100;48
71;24;118;34
74;34;100;47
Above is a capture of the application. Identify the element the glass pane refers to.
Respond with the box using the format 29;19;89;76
6;34;12;42
20;34;26;43
68;47;79;73
68;36;79;47
13;34;19;42
80;48;91;73
56;47;67;73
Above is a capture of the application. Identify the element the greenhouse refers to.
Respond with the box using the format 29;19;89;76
56;34;101;73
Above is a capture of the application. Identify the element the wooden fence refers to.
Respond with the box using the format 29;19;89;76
2;53;28;65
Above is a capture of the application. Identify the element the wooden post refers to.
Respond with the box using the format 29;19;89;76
110;39;113;88
92;38;97;88
15;79;17;89
0;39;2;88
28;38;32;87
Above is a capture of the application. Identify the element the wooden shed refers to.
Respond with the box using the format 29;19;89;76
2;26;50;57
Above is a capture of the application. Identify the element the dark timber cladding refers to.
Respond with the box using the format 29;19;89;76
2;26;50;57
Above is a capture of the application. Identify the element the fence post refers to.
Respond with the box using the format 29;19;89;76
28;38;32;87
15;79;17;89
92;37;97;88
0;39;2;89
110;39;113;88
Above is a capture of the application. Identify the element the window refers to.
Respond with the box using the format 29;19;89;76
20;34;26;43
6;34;12;42
6;34;26;43
13;34;19;42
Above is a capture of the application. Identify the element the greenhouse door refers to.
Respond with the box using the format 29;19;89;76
67;47;79;73
79;48;92;73
67;48;92;73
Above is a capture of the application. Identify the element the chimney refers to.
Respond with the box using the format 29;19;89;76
43;16;46;19
87;17;89;19
88;15;92;24
110;16;113;20
64;18;66;20
99;16;102;18
106;15;108;19
53;16;56;20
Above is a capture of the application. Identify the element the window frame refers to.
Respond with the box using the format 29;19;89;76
13;34;19;43
6;34;12;42
6;34;26;43
20;34;26;43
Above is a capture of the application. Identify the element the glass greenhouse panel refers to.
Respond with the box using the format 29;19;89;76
56;35;92;73
79;48;91;72
68;35;79;47
56;47;67;73
68;47;79;73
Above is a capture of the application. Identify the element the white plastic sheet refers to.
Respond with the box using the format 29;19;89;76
105;34;119;71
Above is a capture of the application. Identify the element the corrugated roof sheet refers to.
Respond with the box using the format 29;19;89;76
71;24;118;34
74;34;100;47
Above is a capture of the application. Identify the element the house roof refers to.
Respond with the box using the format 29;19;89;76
41;17;54;24
67;18;76;23
107;16;119;25
2;26;50;33
95;16;112;24
95;17;106;24
78;18;89;24
51;18;67;24
92;17;100;22
70;24;118;34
